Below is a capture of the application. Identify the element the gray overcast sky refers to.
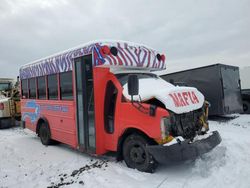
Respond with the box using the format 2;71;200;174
0;0;249;78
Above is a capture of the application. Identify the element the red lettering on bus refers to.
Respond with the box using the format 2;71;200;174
182;92;189;105
188;91;195;103
192;91;199;103
177;93;187;106
170;91;200;107
169;93;181;107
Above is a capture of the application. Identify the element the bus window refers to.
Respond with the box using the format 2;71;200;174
37;76;46;99
48;74;58;100
29;78;36;99
104;81;118;134
21;79;28;99
60;71;73;100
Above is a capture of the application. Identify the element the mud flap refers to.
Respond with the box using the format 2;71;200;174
146;131;221;163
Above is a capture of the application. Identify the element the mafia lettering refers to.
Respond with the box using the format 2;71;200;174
169;91;199;107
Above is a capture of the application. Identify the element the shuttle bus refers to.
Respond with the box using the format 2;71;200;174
20;40;221;172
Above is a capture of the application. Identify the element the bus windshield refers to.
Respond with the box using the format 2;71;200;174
115;73;158;86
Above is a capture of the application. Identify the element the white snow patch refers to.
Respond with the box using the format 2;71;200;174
163;136;185;146
192;132;213;142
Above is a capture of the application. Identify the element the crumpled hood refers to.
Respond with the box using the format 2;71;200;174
123;78;204;114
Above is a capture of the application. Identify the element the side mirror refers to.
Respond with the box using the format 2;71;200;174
128;74;139;96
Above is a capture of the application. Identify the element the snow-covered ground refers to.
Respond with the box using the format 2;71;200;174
1;115;250;188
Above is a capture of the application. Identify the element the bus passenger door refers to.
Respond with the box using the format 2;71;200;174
74;55;96;153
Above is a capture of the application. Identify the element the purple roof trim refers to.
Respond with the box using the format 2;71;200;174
20;41;166;79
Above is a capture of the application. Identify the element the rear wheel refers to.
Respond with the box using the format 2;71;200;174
122;134;157;173
39;123;53;145
243;101;250;114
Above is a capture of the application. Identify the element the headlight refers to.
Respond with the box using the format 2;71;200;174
160;118;166;140
159;117;174;144
198;101;210;134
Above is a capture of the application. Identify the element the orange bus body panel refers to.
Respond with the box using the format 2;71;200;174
93;67;168;154
21;100;78;148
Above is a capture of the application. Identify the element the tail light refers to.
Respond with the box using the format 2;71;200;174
101;45;118;56
156;54;166;62
0;103;4;110
161;54;166;62
110;47;118;56
101;45;111;55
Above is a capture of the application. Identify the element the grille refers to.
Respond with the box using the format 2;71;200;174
170;110;201;139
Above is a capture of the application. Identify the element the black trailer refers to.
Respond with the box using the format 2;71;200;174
241;89;250;114
159;64;243;116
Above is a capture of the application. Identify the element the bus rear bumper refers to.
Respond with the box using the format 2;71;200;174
146;131;221;164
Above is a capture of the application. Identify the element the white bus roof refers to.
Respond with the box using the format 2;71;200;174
20;40;166;79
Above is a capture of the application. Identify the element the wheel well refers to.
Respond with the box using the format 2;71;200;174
36;118;49;136
116;128;157;161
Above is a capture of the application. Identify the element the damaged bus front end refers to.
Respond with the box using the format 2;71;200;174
119;72;221;168
146;106;221;163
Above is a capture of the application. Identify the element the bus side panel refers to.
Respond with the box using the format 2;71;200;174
116;102;167;147
93;68;168;153
21;99;38;133
93;67;110;155
107;89;167;152
21;99;77;148
39;100;77;148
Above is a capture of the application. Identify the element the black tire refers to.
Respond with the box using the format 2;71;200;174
122;134;157;173
243;101;250;114
39;123;53;145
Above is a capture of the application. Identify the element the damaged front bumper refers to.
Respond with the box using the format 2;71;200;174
146;131;221;163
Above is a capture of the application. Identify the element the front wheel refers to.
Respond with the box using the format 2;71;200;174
39;123;53;145
122;134;157;173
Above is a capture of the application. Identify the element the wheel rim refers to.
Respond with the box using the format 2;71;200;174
130;144;146;164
